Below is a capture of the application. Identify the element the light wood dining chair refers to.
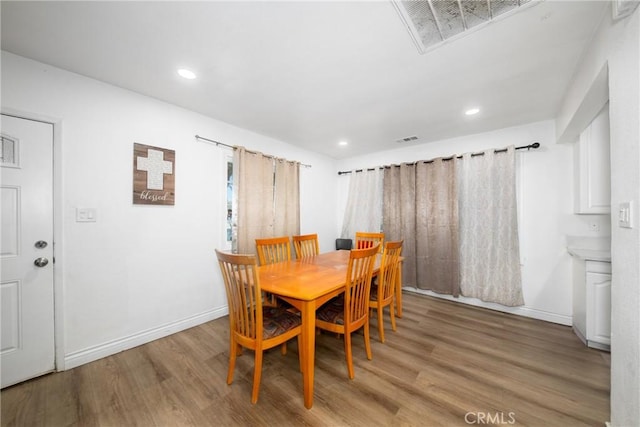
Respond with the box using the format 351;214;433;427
369;241;403;343
315;244;379;379
255;236;291;265
215;249;302;404
255;236;292;306
292;233;320;258
355;231;384;253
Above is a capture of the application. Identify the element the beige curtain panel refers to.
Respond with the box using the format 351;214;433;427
458;146;523;306
273;158;300;237
382;146;523;306
383;163;416;286
234;147;300;255
415;158;460;297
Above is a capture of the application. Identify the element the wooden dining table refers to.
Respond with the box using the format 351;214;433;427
258;250;402;409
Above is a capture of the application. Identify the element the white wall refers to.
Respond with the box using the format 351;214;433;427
557;9;640;426
555;6;640;425
1;51;338;368
557;7;640;426
335;120;600;325
608;15;640;424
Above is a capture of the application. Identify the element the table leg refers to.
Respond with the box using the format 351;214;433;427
395;262;403;318
300;300;316;408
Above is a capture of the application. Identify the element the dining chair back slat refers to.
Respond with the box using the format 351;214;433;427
369;241;403;343
293;233;320;258
255;236;291;265
355;231;384;253
315;244;379;379
215;249;302;404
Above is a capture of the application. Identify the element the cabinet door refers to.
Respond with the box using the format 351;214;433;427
586;271;611;345
575;104;611;214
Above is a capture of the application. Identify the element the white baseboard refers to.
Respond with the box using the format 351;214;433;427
64;306;228;370
573;326;588;345
403;287;572;326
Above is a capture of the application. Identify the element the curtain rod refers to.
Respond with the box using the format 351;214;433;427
195;135;311;168
337;142;540;175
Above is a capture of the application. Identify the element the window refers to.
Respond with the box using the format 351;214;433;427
224;154;234;250
233;147;300;253
0;135;19;167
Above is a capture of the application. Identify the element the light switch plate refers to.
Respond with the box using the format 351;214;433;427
618;201;632;228
76;207;97;222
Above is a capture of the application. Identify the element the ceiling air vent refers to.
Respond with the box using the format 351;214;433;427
391;0;539;54
612;0;640;20
396;135;419;143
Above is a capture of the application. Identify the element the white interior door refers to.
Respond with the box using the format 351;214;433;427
1;114;55;388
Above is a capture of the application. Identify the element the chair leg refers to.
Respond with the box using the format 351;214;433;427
364;321;372;361
377;305;385;343
390;302;397;332
227;339;238;385
251;349;263;404
281;342;287;355
344;332;354;379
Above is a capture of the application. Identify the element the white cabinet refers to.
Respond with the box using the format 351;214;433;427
574;104;611;214
586;268;611;346
572;258;611;350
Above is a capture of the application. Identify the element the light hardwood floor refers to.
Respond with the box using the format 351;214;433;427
1;293;610;426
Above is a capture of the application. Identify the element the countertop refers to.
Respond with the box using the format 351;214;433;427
567;247;611;262
566;235;611;262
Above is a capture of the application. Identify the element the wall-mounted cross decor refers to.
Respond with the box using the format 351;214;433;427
133;143;175;205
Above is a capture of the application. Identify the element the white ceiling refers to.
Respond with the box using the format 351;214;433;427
1;1;608;159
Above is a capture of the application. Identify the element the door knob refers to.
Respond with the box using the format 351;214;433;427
35;240;48;249
34;257;49;268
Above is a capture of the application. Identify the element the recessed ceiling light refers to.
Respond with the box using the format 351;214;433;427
465;108;480;116
177;68;197;79
338;141;348;146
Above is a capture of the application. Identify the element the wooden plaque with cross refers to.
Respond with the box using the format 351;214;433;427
133;143;175;205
